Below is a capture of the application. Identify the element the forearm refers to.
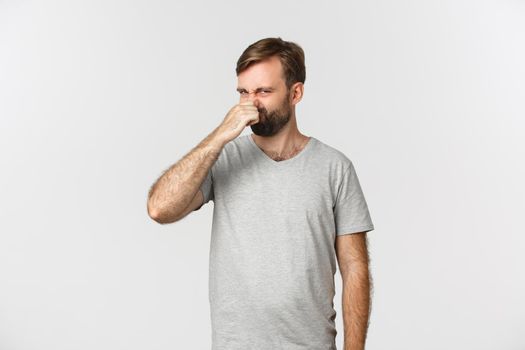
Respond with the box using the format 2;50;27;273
342;264;371;350
147;128;225;222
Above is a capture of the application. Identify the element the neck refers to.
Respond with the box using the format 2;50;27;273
251;115;310;160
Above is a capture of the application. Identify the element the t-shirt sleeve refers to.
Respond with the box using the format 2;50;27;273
333;162;375;235
194;168;214;211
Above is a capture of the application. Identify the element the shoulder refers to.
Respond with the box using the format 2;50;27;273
308;137;360;204
212;134;252;171
220;134;251;159
310;136;354;171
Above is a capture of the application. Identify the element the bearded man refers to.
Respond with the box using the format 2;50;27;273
147;37;375;350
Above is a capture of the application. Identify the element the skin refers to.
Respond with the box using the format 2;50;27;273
147;54;372;349
335;231;372;350
236;55;310;158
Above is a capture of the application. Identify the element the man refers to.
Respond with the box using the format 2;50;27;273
147;37;375;350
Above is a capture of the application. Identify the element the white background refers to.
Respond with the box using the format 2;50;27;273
1;1;524;349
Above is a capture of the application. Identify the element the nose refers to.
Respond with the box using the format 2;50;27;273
249;95;260;106
241;92;260;105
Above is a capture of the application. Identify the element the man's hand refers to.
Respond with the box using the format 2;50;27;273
213;101;260;144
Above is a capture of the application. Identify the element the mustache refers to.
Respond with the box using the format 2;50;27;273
257;107;267;114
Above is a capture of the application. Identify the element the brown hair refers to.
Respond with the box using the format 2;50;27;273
236;37;306;89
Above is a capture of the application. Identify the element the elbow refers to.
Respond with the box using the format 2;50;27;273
147;202;162;223
147;201;180;224
147;202;170;224
148;207;162;224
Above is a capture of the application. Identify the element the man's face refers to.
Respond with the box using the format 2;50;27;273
236;56;292;137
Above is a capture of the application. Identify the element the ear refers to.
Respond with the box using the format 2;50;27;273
290;82;304;105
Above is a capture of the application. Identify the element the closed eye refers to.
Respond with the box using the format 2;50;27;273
236;88;274;96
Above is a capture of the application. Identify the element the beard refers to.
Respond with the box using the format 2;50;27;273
251;93;292;137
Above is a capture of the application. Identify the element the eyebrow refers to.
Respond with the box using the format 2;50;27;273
236;87;275;92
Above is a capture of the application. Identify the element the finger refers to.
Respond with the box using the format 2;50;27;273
239;101;254;106
238;108;258;115
241;106;258;111
248;116;259;126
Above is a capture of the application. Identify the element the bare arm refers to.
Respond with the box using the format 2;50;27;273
335;231;372;350
147;130;225;224
147;101;260;224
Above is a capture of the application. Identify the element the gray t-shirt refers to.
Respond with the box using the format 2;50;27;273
196;134;374;350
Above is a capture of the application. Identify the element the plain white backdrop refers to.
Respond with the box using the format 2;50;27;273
1;1;524;349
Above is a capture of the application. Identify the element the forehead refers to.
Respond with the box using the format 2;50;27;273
237;55;285;88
